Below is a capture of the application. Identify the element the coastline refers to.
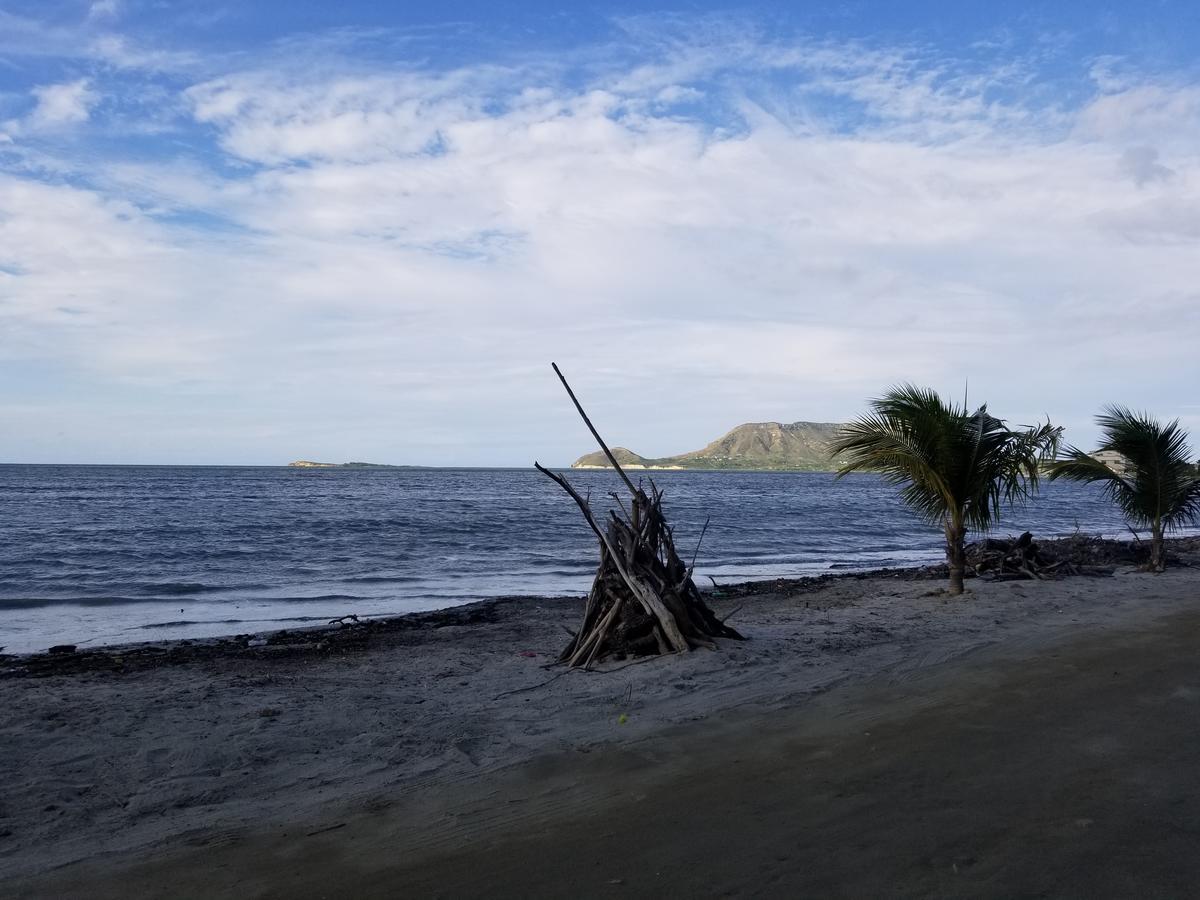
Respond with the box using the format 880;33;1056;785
8;466;1195;657
4;534;1196;671
4;556;1200;891
0;566;930;675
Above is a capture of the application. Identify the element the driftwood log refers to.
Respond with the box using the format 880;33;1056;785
536;363;742;668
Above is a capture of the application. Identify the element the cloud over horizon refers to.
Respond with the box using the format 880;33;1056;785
1;4;1199;465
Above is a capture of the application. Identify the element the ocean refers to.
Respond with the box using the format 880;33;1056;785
0;464;1157;653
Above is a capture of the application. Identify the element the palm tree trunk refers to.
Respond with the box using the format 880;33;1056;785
945;523;966;595
1151;520;1165;572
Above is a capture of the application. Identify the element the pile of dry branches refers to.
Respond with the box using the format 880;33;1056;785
966;531;1121;580
536;364;742;668
966;532;1066;580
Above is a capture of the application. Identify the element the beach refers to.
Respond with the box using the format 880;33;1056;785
4;562;1200;897
8;3;1200;896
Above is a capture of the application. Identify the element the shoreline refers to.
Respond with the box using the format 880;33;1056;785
0;566;931;675
4;534;1196;672
3;561;1200;888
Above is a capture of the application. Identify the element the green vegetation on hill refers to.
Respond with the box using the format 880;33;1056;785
571;422;842;471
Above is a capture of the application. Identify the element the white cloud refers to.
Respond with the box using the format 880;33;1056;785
87;0;121;20
1074;84;1200;143
27;79;96;130
655;85;704;104
87;33;199;72
186;70;488;164
4;28;1200;462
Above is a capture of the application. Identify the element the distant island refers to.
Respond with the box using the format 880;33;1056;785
572;421;842;471
287;460;416;469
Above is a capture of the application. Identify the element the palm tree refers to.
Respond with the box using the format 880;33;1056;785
830;385;1061;595
1048;407;1200;571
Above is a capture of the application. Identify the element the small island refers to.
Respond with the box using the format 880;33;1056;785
287;460;413;469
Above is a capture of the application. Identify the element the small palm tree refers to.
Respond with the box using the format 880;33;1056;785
830;385;1061;594
1048;407;1200;571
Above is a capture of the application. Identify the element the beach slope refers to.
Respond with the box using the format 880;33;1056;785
4;569;1199;897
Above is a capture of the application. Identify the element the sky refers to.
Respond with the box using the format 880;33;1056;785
1;1;1199;466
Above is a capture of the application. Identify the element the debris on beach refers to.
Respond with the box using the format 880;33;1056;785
965;531;1079;580
964;531;1198;580
0;601;510;679
536;364;743;668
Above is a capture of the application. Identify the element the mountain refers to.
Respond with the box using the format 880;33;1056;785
571;421;842;471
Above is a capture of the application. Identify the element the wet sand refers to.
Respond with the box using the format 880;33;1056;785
4;568;1199;897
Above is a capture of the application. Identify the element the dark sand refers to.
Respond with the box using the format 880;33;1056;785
11;595;1199;898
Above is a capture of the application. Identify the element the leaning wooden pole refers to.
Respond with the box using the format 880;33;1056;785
536;364;743;667
551;361;639;497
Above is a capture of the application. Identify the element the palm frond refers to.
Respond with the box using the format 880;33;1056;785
1051;408;1200;532
831;408;955;525
1047;449;1127;486
831;384;1059;534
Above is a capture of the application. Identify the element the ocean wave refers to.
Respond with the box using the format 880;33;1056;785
136;619;244;629
0;466;1178;646
136;582;213;595
0;592;372;609
341;574;420;584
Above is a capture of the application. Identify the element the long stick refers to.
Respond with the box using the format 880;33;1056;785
534;462;605;543
688;516;711;577
551;362;638;497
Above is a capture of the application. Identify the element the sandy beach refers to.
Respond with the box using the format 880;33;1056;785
9;2;1200;896
4;562;1200;897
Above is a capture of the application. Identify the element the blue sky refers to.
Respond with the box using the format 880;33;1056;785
2;1;1200;465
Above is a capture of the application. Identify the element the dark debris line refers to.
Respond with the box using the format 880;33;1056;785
0;599;522;679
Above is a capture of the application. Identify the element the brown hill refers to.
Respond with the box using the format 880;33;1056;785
571;422;841;471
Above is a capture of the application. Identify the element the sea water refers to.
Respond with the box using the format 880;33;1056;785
0;465;1162;653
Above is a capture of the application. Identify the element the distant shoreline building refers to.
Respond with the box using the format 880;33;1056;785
1091;450;1129;475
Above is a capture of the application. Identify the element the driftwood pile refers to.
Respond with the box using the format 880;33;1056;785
965;531;1126;580
536;364;742;668
967;532;1064;580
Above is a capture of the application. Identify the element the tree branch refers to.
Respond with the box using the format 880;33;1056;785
551;362;638;497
